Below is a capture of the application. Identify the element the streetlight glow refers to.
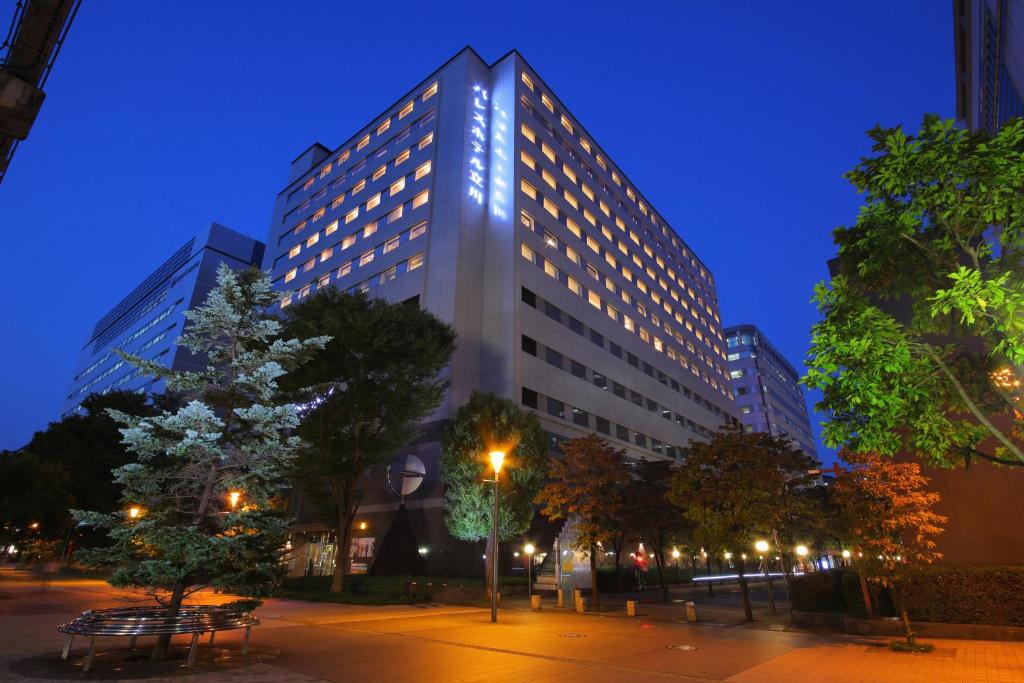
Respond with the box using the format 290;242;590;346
842;549;851;559
754;539;770;554
228;490;242;509
671;548;680;559
795;544;809;557
724;551;733;560
128;506;141;520
524;543;535;555
489;450;505;474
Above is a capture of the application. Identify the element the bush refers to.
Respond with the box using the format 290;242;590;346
841;572;895;618
896;565;1024;627
791;570;846;613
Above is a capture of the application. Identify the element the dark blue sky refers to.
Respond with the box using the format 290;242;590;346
0;1;953;460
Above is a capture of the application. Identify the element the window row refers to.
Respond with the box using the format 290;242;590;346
521;334;718;439
520;285;732;416
519;71;714;291
282;217;428;287
519;203;725;369
287;81;438;204
521;386;695;459
281;251;425;308
281;122;435;241
72;298;183;384
518;133;723;341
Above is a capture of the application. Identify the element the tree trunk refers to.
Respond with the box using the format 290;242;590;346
590;543;600;607
858;572;874;618
738;556;753;621
330;509;351;594
484;535;495;598
705;555;714;596
151;582;187;661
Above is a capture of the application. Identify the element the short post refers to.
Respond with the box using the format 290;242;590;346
626;600;638;617
685;601;697;622
186;632;200;668
576;597;587;613
557;588;564;608
61;635;73;661
530;594;542;611
242;625;252;655
83;637;97;673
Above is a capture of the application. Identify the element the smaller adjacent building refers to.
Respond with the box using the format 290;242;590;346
62;223;264;417
724;324;816;459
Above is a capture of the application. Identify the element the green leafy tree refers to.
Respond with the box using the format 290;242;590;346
805;116;1024;467
671;426;818;620
831;450;946;648
279;289;455;593
440;392;548;584
535;435;629;607
625;458;690;601
73;265;327;660
0;450;68;551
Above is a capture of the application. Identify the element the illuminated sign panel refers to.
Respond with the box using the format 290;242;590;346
467;85;489;205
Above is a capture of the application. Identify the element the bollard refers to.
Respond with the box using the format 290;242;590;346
626;600;638;617
685;601;697;622
531;594;542;611
557;588;564;608
573;589;582;607
576;597;587;613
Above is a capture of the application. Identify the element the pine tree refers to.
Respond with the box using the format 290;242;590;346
73;265;328;660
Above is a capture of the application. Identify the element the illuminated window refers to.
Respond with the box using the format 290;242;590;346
595;155;607;171
352;179;366;195
615;216;626;231
601;225;613;241
409;221;427;239
543;197;559;219
357;135;370;151
541;143;555;163
325;220;338;236
521;180;537;200
299;284;311;298
345;208;359;224
418;132;434;149
521;123;536;143
562;164;577;184
359;250;375;266
521;242;536;263
312;207;325;222
338;261;352;277
520;151;536;170
612;172;621;186
422;82;438;100
624;316;635;332
338;149;350;163
581;184;594;201
390;177;406;196
583;210;596;226
638;201;648;215
332;195;344;209
412;190;429;209
377;119;391;135
579;138;591;154
303;258;315;272
586;264;599;280
604;252;616;268
560;115;574;134
408;252;424;270
542;169;556;189
599;201;610;217
366;193;381;211
566;218;582;238
384;236;400;253
566;247;580;265
289;245;301;258
320;247;334;262
626;188;636;201
541;94;554;113
395;149;410;165
373;165;386;181
521;72;534;90
342;235;357;250
379;265;398;284
281;295;293;308
363;221;378;238
588;291;601;309
563;191;578;209
319;163;332;178
389;205;404;222
284;268;297;283
303;177;314;190
414;160;432;180
586;236;599;253
544;260;558;278
607;305;618;322
306;233;319;247
399;101;414;119
568;276;582;295
543;229;558;248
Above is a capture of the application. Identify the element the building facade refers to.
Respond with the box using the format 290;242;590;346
265;47;737;575
724;324;816;459
62;223;265;417
954;0;1024;133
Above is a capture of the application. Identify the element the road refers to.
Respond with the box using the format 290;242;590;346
1;570;1020;682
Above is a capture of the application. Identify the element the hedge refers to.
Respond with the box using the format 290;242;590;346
790;565;1024;626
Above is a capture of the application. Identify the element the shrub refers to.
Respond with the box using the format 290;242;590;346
841;572;895;618
896;565;1024;627
791;570;846;613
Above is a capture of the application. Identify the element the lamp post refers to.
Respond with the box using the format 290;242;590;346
488;450;505;623
795;544;809;573
754;540;776;615
524;543;535;599
671;548;681;582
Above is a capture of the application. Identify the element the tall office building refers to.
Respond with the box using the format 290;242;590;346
62;223;265;417
266;47;736;574
724;324;816;459
954;0;1024;133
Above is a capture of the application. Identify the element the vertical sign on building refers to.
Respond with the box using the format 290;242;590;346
467;84;489;206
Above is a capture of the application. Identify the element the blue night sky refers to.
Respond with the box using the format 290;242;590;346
0;1;953;461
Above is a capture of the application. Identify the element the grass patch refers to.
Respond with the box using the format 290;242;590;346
889;639;935;653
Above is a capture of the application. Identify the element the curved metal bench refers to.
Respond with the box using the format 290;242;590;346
57;605;259;672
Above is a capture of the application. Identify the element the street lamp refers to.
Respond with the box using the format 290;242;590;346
671;547;681;581
754;540;776;615
524;543;535;599
228;490;242;510
795;544;809;572
128;506;141;520
488;450;505;623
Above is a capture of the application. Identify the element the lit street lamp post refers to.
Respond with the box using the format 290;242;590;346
754;539;776;615
524;543;535;599
488;450;505;624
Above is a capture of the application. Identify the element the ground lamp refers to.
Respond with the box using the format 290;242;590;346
488;450;505;623
524;543;535;598
754;539;776;615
